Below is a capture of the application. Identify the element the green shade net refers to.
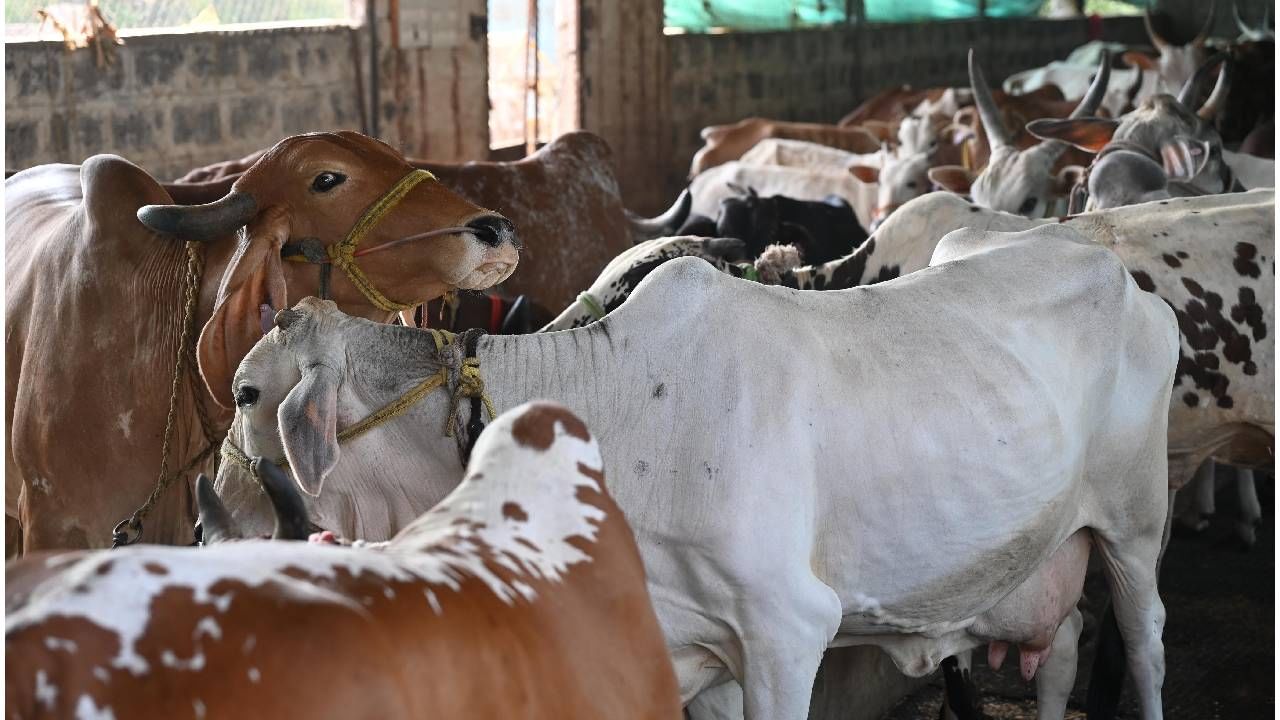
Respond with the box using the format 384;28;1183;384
664;0;1152;31
665;0;848;32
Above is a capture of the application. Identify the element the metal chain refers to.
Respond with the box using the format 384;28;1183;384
112;242;223;547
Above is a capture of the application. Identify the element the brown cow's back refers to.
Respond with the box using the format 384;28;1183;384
5;157;221;554
6;402;681;719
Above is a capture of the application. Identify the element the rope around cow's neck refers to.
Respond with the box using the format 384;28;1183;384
111;242;224;548
220;328;495;481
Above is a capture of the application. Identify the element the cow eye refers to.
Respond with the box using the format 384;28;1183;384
311;172;346;193
1018;197;1038;215
235;386;260;407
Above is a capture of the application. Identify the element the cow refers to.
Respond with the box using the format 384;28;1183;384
928;49;1111;218
4;131;521;555
685;187;866;265
690;162;881;233
688;119;882;178
837;86;970;127
212;221;1177;720
6;401;683;719
167;132;692;315
553;189;1275;497
540;235;754;331
1027;53;1235;212
1124;3;1217;97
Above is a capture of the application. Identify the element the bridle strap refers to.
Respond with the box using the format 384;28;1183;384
282;169;458;313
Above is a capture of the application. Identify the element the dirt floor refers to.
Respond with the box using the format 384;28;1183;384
884;470;1275;719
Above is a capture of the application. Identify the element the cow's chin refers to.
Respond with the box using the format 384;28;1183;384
454;260;516;290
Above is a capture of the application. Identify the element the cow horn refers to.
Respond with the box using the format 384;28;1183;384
1072;51;1112;119
196;474;243;544
251;457;313;541
626;187;692;240
967;48;1012;150
1178;51;1227;108
1235;2;1251;36
137;191;257;241
1198;57;1232;120
1193;0;1216;47
1124;54;1145;112
1144;8;1170;52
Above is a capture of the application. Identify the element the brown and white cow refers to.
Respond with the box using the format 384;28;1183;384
6;131;519;554
6;401;682;720
169;132;692;314
688;119;882;178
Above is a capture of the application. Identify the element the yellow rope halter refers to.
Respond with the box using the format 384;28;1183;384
220;328;495;473
285;168;437;313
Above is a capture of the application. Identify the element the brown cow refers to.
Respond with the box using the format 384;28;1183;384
688;118;882;178
5;131;519;554
168;132;691;314
6;401;683;719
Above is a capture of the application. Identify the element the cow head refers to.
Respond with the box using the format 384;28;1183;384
214;298;464;538
1122;2;1215;96
929;49;1111;217
849;117;943;229
136;131;520;409
1028;54;1232;211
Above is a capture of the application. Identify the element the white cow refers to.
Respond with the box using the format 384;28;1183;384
216;226;1177;720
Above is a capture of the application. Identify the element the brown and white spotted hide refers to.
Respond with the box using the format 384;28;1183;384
5;402;682;720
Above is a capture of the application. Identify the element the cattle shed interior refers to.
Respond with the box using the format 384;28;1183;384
3;0;1275;719
5;0;1271;211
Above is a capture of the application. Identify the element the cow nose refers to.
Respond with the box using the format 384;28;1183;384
466;215;519;248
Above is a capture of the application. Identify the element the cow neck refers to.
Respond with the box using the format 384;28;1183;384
467;326;627;441
193;233;242;331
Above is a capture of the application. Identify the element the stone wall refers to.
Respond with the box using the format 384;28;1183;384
4;2;489;181
6;25;366;179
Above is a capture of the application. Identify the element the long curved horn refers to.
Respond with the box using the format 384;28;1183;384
137;191;257;242
252;457;312;541
1124;55;1145;112
1178;51;1227;108
1198;57;1232;120
1036;52;1113;165
196;474;243;544
967;48;1012;151
1193;0;1216;47
1235;2;1251;36
1144;8;1170;52
626;187;692;241
1071;51;1112;119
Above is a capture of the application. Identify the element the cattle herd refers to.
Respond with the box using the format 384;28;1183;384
4;6;1275;720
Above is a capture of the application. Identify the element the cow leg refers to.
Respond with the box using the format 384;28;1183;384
1232;468;1261;549
1095;536;1165;720
1174;458;1216;534
736;583;841;720
1035;606;1083;720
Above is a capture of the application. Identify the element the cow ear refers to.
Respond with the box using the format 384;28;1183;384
1159;136;1211;181
849;165;880;184
928;165;974;194
1122;51;1158;72
197;207;289;409
1055;165;1086;193
278;364;340;497
1025;118;1119;153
